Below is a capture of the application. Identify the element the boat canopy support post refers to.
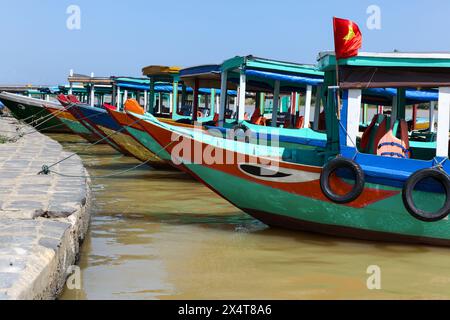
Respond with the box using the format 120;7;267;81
90;85;95;107
193;78;200;122
148;78;155;114
391;97;398;122
324;70;340;154
304;85;313;128
238;70;247;121
363;104;368;124
271;80;280;127
255;92;261;116
345;89;362;146
260;93;266;114
181;83;187;110
144;90;148;110
313;86;322;130
436;87;450;157
396;88;406;120
124;90;128;104
157;92;164;113
116;87;121;111
112;84;117;108
429;101;436;133
219;71;228;126
211;89;216;115
172;82;178;119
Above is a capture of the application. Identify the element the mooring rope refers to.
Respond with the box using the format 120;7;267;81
37;116;173;178
41;139;177;179
21;103;79;135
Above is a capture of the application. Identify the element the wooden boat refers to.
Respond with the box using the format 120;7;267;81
66;99;133;154
61;75;178;167
44;95;102;143
125;59;328;165
131;52;450;247
0;91;71;133
106;107;176;169
104;66;224;167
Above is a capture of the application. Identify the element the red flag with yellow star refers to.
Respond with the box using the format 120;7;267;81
333;17;362;60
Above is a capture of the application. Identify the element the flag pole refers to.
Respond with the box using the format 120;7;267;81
335;61;341;121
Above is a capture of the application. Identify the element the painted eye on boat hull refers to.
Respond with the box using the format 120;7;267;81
238;163;320;183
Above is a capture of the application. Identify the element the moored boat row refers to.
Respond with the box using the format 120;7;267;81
2;18;450;247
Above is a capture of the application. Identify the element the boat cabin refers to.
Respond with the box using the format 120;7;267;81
317;51;450;185
178;64;238;122
142;65;182;117
67;73;113;106
217;55;324;129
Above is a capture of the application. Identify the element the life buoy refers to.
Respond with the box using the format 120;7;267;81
320;158;365;204
402;168;450;222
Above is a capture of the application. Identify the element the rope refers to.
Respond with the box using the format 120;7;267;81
37;116;163;176
42;139;177;179
21;103;77;135
433;157;448;171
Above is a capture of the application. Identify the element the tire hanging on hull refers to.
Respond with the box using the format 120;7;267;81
320;158;365;204
402;168;450;222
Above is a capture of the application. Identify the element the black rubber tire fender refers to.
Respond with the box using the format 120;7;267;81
320;158;365;204
402;168;450;222
232;123;249;143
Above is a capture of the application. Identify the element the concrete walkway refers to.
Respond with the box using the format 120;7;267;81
0;116;90;299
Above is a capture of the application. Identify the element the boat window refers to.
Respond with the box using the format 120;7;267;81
344;87;450;161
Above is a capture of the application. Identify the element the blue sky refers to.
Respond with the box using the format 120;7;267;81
1;0;449;84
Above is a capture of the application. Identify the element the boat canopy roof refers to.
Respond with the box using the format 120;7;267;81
221;55;322;76
180;65;222;89
363;88;438;106
180;56;324;93
68;74;113;86
318;51;450;89
0;85;62;95
142;65;181;82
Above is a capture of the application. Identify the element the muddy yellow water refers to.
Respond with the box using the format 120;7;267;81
51;134;450;300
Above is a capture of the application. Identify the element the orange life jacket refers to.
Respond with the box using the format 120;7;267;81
294;116;304;129
124;99;145;115
377;121;410;158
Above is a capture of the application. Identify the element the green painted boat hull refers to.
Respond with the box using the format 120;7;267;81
184;161;450;246
140;115;450;246
0;95;70;133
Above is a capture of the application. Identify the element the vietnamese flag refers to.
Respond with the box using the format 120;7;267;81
333;17;362;60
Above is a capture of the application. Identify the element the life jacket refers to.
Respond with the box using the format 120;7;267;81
250;107;266;126
124;99;145;115
377;120;410;159
294;116;304;129
254;116;267;126
250;107;262;124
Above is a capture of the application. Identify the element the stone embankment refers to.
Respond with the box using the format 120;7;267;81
0;116;90;299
